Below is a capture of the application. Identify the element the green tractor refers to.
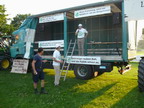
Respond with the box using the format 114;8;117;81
0;36;12;70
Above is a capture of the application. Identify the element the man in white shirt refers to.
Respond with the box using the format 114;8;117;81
53;44;63;86
75;24;88;56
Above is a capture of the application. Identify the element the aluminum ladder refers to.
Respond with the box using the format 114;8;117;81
60;40;77;81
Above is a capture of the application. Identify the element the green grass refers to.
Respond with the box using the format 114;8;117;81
137;51;144;55
0;62;144;108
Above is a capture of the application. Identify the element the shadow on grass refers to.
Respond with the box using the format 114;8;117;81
34;74;117;108
70;83;117;108
0;71;116;108
111;87;144;108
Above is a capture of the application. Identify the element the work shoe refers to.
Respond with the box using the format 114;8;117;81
34;89;39;94
40;88;48;94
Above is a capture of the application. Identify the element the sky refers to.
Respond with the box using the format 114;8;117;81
1;0;144;41
0;0;106;19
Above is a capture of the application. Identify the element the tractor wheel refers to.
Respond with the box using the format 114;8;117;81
0;57;11;70
138;58;144;92
74;65;94;80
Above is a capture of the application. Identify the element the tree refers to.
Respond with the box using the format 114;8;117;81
11;14;31;30
0;5;13;36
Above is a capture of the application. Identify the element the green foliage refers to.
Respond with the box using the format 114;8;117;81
11;14;31;30
0;5;7;25
0;5;13;36
0;63;143;108
0;5;30;36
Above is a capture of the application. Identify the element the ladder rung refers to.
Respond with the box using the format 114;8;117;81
70;43;75;44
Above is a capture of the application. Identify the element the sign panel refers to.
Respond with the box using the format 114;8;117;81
38;40;64;48
74;6;111;18
66;56;101;65
39;13;64;23
11;59;29;74
124;0;144;21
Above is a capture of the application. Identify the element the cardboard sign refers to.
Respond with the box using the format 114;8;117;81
39;13;64;23
11;59;29;74
74;6;111;18
66;56;101;65
38;40;64;48
124;0;144;21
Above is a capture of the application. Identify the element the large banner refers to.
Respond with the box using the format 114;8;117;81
39;13;64;23
66;56;101;65
38;40;64;48
74;6;111;18
124;0;144;21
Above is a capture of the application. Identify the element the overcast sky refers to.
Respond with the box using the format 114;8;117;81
0;0;106;19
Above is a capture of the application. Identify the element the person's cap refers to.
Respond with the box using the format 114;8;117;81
56;44;61;48
78;24;82;27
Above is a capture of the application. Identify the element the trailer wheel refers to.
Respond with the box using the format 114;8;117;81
0;58;11;70
74;65;94;80
138;58;144;92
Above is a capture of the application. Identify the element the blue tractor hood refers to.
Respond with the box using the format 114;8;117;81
12;17;38;42
10;17;38;58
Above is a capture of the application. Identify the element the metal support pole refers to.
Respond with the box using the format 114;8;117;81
122;1;128;62
64;12;68;57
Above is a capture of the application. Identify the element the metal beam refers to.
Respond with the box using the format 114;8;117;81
122;1;128;62
64;12;68;56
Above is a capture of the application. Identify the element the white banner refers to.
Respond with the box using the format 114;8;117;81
25;29;36;43
11;59;29;74
39;13;64;23
74;6;111;18
124;0;144;21
24;42;31;59
38;40;64;48
66;56;101;65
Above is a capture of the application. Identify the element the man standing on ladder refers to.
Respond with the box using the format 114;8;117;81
53;44;63;86
75;24;88;56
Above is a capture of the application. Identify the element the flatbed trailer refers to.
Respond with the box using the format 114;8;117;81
10;0;138;80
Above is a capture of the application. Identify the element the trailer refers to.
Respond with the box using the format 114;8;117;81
9;0;144;90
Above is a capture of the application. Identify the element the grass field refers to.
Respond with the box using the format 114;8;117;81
0;62;144;108
137;51;144;55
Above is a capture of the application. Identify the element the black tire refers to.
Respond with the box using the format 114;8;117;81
74;65;94;80
138;58;144;92
0;57;11;70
